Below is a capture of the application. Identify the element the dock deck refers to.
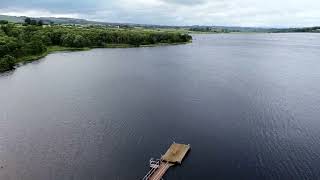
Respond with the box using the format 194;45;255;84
162;143;190;164
143;143;190;180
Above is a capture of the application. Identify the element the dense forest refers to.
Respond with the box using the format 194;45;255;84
0;19;192;72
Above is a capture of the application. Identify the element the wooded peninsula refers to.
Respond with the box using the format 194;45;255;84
0;19;192;72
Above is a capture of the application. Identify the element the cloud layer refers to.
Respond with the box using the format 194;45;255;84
1;0;320;27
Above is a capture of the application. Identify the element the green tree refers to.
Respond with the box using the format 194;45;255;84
73;35;87;48
38;20;44;26
24;40;46;55
0;36;19;58
25;17;31;25
61;33;76;47
0;29;5;36
0;20;8;24
0;55;15;72
0;24;14;36
30;19;37;26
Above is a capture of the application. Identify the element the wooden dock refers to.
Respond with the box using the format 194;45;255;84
148;162;173;180
143;143;190;180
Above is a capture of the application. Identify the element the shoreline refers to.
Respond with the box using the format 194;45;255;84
16;46;91;65
10;41;191;72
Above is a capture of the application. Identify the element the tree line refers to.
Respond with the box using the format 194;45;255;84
189;26;238;33
0;20;192;72
24;18;45;26
268;27;320;33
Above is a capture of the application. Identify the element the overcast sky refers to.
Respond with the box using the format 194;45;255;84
1;0;320;27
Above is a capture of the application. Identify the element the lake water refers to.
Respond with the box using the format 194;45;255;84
1;34;320;180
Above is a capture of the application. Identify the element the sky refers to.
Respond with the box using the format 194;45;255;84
1;0;320;27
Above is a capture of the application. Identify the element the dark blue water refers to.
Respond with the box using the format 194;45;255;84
1;34;320;180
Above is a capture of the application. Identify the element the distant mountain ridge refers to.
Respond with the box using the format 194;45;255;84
0;15;25;23
0;14;179;28
0;14;272;31
0;15;113;25
1;14;319;33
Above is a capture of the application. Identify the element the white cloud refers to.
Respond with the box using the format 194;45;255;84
0;8;81;18
1;0;320;27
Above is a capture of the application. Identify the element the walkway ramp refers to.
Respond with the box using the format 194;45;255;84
143;143;190;180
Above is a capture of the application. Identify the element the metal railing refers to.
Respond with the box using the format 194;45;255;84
142;158;161;180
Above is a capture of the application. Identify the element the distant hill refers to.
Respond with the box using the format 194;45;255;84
0;14;156;28
0;15;108;25
0;15;25;23
0;15;269;31
0;15;274;32
1;14;319;33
